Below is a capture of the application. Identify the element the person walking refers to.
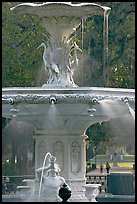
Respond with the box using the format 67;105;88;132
100;163;103;173
106;162;111;174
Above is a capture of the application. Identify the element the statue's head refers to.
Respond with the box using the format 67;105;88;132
46;155;61;177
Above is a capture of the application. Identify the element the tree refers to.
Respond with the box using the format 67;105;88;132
74;2;135;88
86;122;113;155
2;2;47;87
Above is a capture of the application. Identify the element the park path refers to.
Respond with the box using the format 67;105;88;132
86;166;134;176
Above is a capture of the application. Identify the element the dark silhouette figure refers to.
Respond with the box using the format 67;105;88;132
100;163;103;173
106;162;111;174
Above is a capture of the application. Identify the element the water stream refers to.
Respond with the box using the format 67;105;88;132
44;104;64;132
38;152;52;201
98;99;130;118
127;104;135;120
103;10;109;85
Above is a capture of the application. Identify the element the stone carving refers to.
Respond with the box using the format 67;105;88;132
53;141;64;172
37;41;61;84
71;140;81;174
10;2;111;87
36;155;70;202
37;35;82;86
2;92;135;105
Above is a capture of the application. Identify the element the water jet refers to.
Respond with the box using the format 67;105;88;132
49;96;57;105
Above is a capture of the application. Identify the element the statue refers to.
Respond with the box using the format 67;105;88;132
37;35;82;86
37;42;60;84
36;155;71;202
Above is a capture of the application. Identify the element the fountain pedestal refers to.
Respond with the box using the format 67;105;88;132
34;130;88;201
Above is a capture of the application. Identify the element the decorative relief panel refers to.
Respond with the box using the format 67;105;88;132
53;141;64;172
71;140;81;174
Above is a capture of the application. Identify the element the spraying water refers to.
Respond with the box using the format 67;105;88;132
97;99;135;153
127;104;135;120
103;10;109;85
44;103;64;132
38;152;52;201
98;99;130;119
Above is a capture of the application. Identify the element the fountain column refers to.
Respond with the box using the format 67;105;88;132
33;130;88;201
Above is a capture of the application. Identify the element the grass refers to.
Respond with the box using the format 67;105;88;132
95;162;134;169
87;161;135;169
112;162;134;168
88;154;135;169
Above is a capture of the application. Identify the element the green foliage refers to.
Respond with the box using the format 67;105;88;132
109;63;134;88
85;122;114;154
2;2;47;87
104;2;135;88
75;2;135;88
2;117;11;129
86;122;108;146
2;160;11;176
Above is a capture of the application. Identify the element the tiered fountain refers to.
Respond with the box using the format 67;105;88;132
2;2;135;202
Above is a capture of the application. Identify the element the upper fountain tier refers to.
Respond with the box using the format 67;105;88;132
10;2;111;17
10;2;111;40
10;3;111;87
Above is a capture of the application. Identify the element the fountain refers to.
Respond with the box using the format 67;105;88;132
2;2;135;202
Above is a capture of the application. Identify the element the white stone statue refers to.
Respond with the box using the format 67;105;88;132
36;155;68;202
37;42;60;84
37;33;82;87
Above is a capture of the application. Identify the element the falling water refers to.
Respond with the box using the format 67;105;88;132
38;152;52;201
127;104;135;120
103;10;109;86
44;104;55;131
98;99;135;152
98;99;130;118
44;103;64;133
